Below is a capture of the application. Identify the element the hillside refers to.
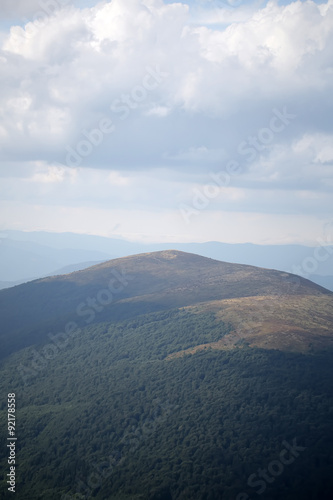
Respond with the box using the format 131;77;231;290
0;251;333;499
0;250;332;356
0;250;332;361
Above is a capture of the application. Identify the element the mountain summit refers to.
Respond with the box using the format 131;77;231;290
0;250;332;360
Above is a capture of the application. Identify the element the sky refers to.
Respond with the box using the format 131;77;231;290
0;0;332;245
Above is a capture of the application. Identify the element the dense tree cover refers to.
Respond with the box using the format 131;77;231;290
0;309;333;499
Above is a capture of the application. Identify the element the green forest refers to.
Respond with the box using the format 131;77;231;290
1;308;333;499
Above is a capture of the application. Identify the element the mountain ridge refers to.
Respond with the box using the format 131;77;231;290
1;230;333;290
0;250;332;362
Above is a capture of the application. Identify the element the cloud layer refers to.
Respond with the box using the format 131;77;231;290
0;0;332;244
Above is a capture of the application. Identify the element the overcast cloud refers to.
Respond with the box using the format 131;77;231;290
0;0;332;244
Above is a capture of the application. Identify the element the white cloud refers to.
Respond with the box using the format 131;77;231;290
146;105;171;117
293;133;333;164
0;0;333;244
0;0;331;159
30;163;77;183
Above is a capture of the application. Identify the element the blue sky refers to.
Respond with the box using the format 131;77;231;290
0;0;332;244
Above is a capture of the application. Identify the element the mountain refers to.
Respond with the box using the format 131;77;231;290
0;261;105;291
0;250;332;361
47;260;105;276
1;230;333;290
310;273;333;292
0;279;26;291
0;251;333;499
0;237;111;282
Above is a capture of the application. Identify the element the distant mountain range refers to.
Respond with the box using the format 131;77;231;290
0;250;333;499
1;230;333;291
